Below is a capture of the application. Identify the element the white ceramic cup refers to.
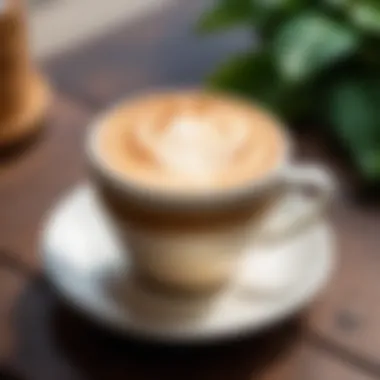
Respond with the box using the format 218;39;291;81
87;96;335;294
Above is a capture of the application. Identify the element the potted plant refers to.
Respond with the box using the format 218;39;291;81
197;0;380;183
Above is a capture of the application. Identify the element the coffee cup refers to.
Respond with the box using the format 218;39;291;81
86;90;334;294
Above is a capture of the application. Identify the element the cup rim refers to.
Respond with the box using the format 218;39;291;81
86;89;293;210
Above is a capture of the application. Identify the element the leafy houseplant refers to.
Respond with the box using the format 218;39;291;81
197;0;380;181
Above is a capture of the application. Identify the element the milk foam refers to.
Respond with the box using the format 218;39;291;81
137;113;251;185
98;92;284;192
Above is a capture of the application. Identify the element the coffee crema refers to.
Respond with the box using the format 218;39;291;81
96;91;285;192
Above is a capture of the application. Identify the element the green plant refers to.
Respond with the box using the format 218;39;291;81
197;0;380;181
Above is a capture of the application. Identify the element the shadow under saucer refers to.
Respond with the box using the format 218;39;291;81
12;275;305;380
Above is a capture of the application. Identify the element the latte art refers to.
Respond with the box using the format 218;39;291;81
97;92;285;192
137;113;252;184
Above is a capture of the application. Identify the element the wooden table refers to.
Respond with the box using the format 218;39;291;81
0;1;379;379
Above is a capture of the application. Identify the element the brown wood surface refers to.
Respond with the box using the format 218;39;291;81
0;0;379;379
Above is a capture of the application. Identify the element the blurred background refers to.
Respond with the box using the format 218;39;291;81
27;0;175;59
196;0;380;189
29;0;380;187
0;1;380;380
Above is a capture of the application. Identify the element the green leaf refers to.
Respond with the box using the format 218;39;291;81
357;151;380;179
254;0;303;11
249;0;305;39
196;0;251;34
208;53;282;103
349;2;380;34
323;0;350;9
207;52;311;120
327;76;380;179
196;0;303;35
273;12;360;83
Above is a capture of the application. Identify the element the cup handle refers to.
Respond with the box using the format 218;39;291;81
235;164;335;299
255;163;336;242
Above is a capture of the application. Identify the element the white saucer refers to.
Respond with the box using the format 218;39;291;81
42;184;335;342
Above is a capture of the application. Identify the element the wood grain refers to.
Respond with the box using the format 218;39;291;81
0;270;374;380
6;277;375;380
7;277;370;380
0;95;91;271
0;267;26;363
309;198;380;365
296;135;380;366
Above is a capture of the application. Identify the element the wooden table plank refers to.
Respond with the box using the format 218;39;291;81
296;345;376;380
0;268;27;363
5;278;374;380
309;199;380;365
0;267;374;380
0;96;91;272
296;136;380;366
